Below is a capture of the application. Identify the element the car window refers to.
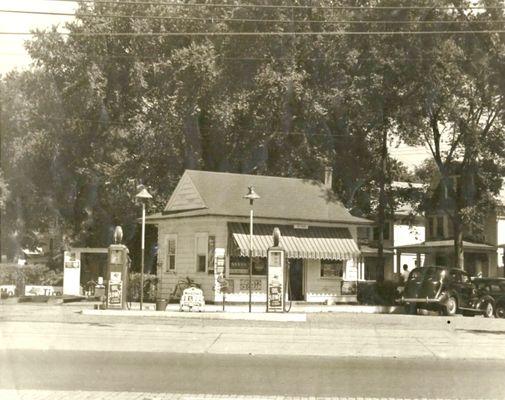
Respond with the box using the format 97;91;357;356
449;270;459;282
491;284;501;292
408;269;423;281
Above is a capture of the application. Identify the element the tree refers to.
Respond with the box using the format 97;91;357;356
397;0;505;267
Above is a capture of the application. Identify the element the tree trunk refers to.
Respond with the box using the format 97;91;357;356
453;216;464;269
377;127;388;281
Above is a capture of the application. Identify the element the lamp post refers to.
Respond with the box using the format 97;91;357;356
136;187;152;311
243;186;260;313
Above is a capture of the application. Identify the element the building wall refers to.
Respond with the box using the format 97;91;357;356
157;216;227;301
156;215;363;303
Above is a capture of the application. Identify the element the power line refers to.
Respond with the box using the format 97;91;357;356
2;9;505;25
0;52;477;62
3;30;505;36
37;0;505;11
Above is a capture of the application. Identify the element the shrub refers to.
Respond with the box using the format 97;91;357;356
0;263;63;286
128;273;158;302
357;280;400;306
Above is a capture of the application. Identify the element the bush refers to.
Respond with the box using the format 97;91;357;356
0;263;63;286
357;280;400;306
128;273;158;302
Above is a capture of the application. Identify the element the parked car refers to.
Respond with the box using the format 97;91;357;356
399;266;495;317
471;277;505;319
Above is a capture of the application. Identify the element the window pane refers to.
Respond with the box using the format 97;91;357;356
196;236;207;254
168;239;176;254
321;260;344;277
197;255;206;272
169;255;175;270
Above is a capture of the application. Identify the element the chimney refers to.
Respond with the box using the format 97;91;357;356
324;166;333;189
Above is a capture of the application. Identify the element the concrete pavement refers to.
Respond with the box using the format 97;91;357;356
2;350;505;399
0;390;488;400
1;315;505;359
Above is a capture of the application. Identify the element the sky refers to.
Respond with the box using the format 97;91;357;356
0;0;433;168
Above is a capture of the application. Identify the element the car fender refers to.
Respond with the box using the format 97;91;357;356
475;294;495;309
495;295;505;307
444;289;460;305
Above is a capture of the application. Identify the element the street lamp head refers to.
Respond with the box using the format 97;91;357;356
135;188;153;200
243;186;260;203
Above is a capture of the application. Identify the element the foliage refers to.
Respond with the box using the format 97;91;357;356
1;0;504;271
128;273;158;303
357;280;401;306
0;263;63;286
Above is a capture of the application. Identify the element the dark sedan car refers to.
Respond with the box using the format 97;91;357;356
400;266;495;317
472;277;505;318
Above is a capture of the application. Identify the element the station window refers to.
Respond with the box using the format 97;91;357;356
165;235;177;272
321;260;344;278
195;233;208;272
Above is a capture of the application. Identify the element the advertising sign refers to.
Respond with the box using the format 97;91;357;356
63;251;81;296
214;248;227;295
107;281;123;308
267;248;285;312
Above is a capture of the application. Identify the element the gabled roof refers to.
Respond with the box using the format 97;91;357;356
154;170;372;225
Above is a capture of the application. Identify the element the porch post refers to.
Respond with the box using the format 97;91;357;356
416;253;421;268
396;250;401;277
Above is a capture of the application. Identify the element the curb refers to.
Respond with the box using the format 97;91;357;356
81;309;307;322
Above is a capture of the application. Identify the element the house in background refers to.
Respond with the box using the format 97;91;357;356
146;169;373;304
357;181;425;282
395;178;504;277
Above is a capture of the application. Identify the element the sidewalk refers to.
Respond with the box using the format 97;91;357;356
81;302;404;322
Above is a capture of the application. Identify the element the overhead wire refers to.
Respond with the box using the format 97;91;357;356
33;0;505;11
3;29;505;36
2;9;505;25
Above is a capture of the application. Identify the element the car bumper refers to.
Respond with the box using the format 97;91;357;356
399;297;443;304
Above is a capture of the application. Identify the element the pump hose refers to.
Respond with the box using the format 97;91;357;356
284;264;292;313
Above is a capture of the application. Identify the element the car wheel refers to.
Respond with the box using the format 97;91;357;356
444;296;457;316
495;304;505;319
482;301;494;318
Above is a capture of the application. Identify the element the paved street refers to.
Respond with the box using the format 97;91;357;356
2;350;505;399
1;303;505;399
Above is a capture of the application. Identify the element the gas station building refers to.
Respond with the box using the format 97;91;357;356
146;170;373;304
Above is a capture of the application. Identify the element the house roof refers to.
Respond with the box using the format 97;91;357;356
395;240;496;253
148;170;372;225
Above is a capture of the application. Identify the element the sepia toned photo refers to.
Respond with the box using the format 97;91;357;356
1;1;505;399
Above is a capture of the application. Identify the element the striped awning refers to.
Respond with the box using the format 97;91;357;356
228;223;360;260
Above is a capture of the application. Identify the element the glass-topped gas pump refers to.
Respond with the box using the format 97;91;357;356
106;226;130;309
267;227;286;312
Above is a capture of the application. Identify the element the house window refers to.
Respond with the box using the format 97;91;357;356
427;217;435;239
165;235;177;272
436;216;445;238
447;217;454;237
357;227;371;242
321;260;344;278
195;233;208;272
373;222;390;241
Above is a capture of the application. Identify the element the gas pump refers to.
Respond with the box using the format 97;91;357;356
266;246;286;312
106;243;130;309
